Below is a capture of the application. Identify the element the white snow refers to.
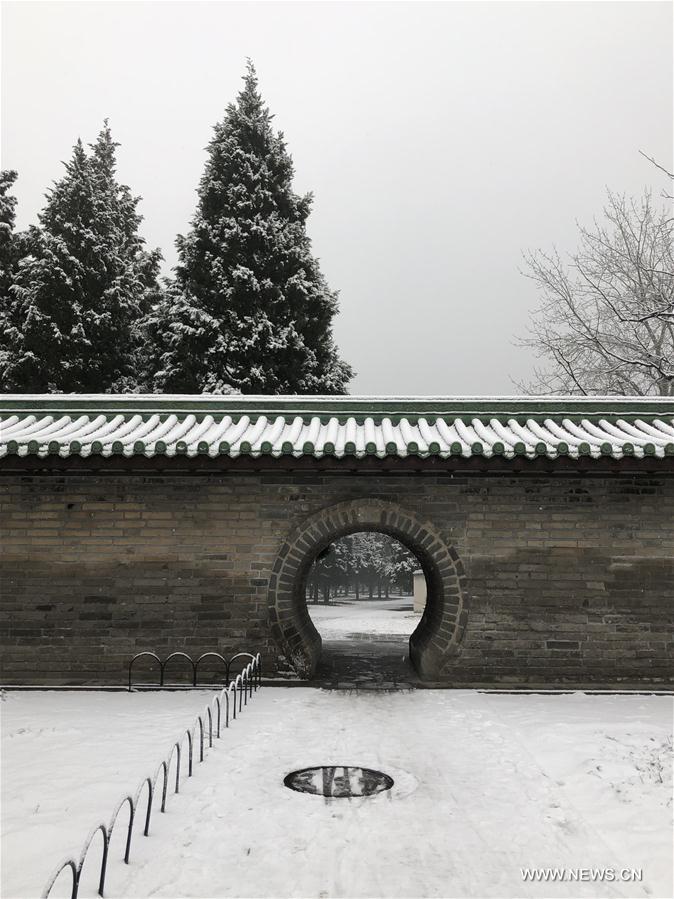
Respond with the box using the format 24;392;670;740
3;401;673;460
1;689;216;899
2;689;672;899
308;597;420;639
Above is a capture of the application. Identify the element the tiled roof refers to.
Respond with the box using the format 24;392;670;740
1;395;674;461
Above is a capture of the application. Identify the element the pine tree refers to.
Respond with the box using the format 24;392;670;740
0;125;161;393
0;170;22;318
151;62;353;394
0;170;19;256
309;532;418;601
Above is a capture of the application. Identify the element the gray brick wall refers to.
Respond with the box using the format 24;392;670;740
1;471;672;685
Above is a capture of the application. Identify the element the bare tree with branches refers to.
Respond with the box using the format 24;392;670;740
517;191;674;396
639;150;673;200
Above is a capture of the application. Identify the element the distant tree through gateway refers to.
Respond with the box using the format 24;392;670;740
305;532;419;604
304;530;428;685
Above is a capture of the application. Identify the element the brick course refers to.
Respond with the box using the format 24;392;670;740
1;470;672;686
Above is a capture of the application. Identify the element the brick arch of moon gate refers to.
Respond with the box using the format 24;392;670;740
268;499;469;681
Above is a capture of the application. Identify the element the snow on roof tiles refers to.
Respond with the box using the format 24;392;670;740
1;395;673;461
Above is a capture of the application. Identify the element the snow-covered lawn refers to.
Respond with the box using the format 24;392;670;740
309;596;420;639
1;689;215;899
1;689;672;898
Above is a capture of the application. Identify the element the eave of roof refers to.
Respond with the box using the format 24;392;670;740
1;394;673;462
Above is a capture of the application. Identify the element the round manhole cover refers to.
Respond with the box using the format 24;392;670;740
284;766;394;798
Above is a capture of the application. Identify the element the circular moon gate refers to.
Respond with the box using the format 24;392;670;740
284;766;394;798
268;499;469;681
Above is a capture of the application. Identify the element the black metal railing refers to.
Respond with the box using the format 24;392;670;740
128;650;259;691
41;653;262;899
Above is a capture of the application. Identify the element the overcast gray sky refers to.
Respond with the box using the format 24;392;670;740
2;1;672;395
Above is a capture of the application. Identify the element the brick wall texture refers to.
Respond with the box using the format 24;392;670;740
1;471;672;686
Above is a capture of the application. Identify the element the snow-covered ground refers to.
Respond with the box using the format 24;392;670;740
1;689;216;899
308;596;420;639
2;689;672;899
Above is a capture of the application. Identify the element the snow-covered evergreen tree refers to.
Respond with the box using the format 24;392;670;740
151;62;352;394
0;125;161;393
308;532;418;602
0;170;22;318
0;170;19;256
